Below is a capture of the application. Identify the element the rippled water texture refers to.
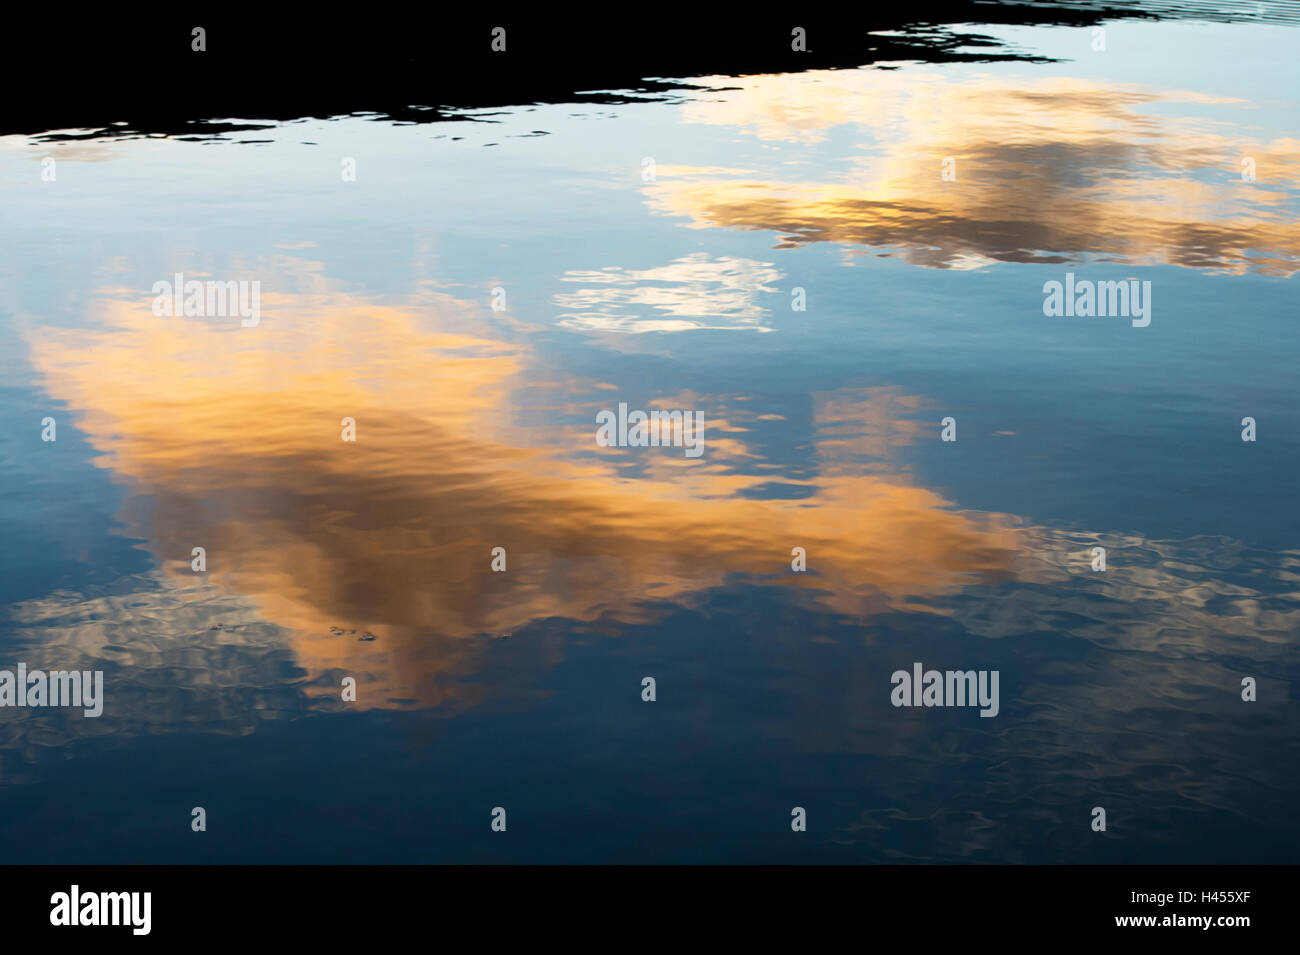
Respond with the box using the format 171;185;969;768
0;11;1296;862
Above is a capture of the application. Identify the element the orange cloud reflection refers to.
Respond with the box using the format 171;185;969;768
649;72;1300;275
27;283;1022;709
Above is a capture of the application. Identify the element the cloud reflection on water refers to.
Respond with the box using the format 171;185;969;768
646;72;1300;274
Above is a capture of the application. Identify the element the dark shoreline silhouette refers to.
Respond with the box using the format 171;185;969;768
7;2;1295;142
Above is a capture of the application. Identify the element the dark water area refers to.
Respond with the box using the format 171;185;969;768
0;4;1297;863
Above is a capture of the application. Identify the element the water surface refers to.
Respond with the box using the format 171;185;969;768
0;13;1297;863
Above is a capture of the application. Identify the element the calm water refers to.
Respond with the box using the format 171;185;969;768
1;16;1297;863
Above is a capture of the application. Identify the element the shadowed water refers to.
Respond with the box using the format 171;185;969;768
0;11;1297;862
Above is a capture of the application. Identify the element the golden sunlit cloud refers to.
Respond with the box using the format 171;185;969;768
648;71;1300;275
22;277;1021;711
